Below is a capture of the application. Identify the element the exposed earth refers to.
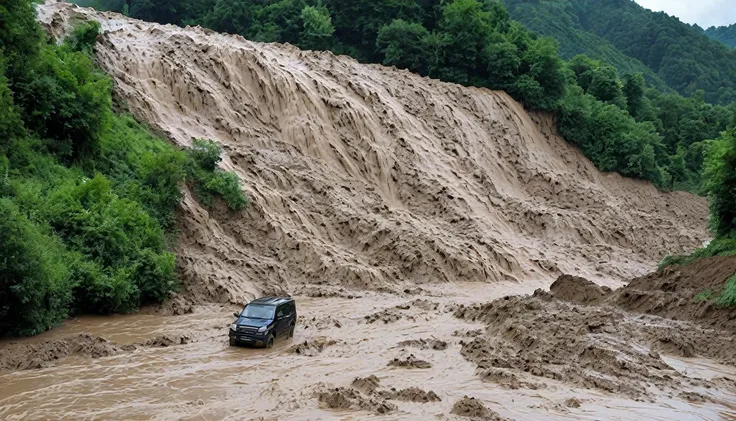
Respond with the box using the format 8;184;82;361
1;2;734;420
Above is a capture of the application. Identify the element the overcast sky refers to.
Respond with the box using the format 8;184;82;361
635;0;735;28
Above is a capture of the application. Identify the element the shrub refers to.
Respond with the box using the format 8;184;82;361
14;44;112;161
716;275;736;308
0;199;73;335
43;174;177;313
186;139;247;211
189;138;222;172
205;170;247;211
694;289;713;302
67;20;101;53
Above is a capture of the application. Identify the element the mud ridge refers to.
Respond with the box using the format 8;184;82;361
455;292;736;401
451;396;510;420
387;354;433;369
397;338;448;350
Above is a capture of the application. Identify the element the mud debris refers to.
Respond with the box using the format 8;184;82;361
290;337;338;356
451;396;509;420
378;387;441;402
387;354;432;369
316;387;396;414
564;397;582;408
0;334;122;371
138;334;193;347
365;308;409;324
397;338;448;350
352;375;381;394
455;293;736;400
298;315;343;330
549;274;611;305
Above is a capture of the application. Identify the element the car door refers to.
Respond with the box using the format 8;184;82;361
274;304;288;338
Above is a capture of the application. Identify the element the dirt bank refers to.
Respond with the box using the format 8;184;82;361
39;1;708;307
454;291;736;403
549;257;736;332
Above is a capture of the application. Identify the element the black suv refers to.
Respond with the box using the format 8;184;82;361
229;297;297;348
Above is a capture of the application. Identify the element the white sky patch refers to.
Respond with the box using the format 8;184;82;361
635;0;736;28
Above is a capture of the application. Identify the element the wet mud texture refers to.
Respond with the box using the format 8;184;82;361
550;256;736;332
455;290;736;402
38;2;709;308
451;396;510;420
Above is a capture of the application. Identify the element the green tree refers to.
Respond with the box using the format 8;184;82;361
0;199;72;336
702;129;736;236
0;0;42;80
299;5;335;51
376;19;429;73
204;0;258;35
622;72;645;118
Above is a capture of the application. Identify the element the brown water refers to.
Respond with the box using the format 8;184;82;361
2;281;735;420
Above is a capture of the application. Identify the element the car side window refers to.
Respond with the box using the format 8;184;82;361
289;302;295;315
276;305;285;318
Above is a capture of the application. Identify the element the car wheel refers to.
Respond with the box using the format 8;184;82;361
229;338;236;347
266;335;274;349
288;324;295;338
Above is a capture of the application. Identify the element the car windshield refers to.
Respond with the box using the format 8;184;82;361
240;304;275;320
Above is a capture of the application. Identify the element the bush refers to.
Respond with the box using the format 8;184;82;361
189;138;223;172
42;174;178;312
14;43;112;161
716;275;736;307
186;139;248;211
0;199;73;335
67;20;101;53
694;289;713;303
658;237;736;270
205;170;247;211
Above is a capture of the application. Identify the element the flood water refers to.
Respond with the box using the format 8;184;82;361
1;281;735;420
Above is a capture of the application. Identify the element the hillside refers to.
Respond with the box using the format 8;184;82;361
500;0;671;92
704;24;736;48
40;2;708;304
502;0;736;105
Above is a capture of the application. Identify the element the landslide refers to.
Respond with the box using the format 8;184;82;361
40;2;708;304
550;257;736;332
454;291;736;402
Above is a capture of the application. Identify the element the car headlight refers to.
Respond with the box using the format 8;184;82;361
230;323;237;331
257;325;268;333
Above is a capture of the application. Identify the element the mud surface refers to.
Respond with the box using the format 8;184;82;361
2;284;736;420
10;2;732;420
549;256;736;333
455;291;736;403
452;396;510;420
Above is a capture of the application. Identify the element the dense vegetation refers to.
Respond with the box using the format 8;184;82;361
501;0;736;106
74;0;736;191
0;0;245;335
657;128;736;306
704;24;736;49
500;0;671;92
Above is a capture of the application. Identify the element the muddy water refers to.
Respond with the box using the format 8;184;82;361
1;281;735;420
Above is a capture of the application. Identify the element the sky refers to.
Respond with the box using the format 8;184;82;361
635;0;736;28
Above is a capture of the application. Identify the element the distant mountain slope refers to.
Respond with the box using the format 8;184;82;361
501;0;671;92
503;0;736;105
704;24;736;48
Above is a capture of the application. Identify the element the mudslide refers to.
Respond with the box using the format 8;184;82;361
40;0;708;305
2;2;733;420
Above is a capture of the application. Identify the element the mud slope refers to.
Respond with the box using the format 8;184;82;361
41;2;708;303
550;257;736;332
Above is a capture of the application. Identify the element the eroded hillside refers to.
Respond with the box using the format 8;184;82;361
41;1;708;305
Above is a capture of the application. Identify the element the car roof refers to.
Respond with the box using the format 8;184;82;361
248;296;293;306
